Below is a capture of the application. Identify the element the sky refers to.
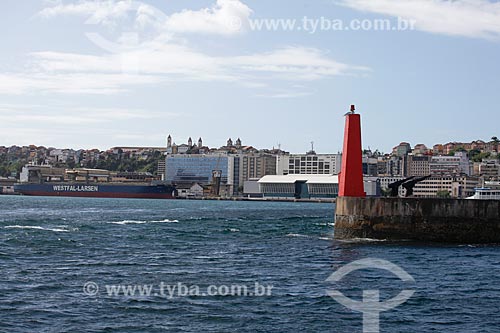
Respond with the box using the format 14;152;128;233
0;0;499;154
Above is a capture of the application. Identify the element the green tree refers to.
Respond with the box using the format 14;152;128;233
469;149;481;161
436;190;451;198
448;147;466;156
471;152;491;163
0;165;8;177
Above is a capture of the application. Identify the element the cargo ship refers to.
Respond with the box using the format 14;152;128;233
14;165;176;200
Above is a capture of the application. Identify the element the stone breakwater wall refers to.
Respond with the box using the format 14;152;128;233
334;197;500;243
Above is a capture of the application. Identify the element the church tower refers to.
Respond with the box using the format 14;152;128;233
188;137;193;147
167;135;172;148
235;138;242;149
198;137;203;148
227;138;233;147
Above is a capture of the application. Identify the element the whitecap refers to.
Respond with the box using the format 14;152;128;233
109;220;147;225
286;233;310;238
152;219;179;223
109;219;179;225
337;238;389;243
4;225;69;232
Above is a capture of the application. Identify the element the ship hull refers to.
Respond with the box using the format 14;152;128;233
14;183;176;200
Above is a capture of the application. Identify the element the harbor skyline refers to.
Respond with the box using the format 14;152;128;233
1;0;499;152
3;133;499;199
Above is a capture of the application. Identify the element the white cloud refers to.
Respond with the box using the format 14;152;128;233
31;46;222;79
255;91;314;99
0;44;367;95
0;125;165;150
135;2;165;30
38;0;252;36
33;45;366;78
232;47;369;80
0;72;161;95
0;104;176;123
0;103;181;148
165;0;252;35
38;0;135;27
338;0;500;39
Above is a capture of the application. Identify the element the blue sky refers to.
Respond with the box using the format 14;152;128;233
1;0;499;153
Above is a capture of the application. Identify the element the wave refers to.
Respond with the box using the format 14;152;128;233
109;219;179;225
287;234;335;240
4;225;70;232
286;233;311;238
314;222;335;226
337;237;389;243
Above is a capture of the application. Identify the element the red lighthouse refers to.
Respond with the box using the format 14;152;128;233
338;105;366;197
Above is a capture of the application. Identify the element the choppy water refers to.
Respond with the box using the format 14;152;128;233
0;196;499;332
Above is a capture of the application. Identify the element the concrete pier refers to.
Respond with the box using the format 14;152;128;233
335;197;500;243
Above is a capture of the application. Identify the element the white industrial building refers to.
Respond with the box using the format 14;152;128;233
257;174;379;199
276;154;342;176
258;175;339;199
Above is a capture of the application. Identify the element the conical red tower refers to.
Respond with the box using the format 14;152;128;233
338;105;366;197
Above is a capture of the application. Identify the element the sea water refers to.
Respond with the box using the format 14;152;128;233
1;196;499;332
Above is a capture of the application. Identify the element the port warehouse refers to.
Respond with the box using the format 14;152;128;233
257;175;340;199
19;165;157;184
247;175;379;199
